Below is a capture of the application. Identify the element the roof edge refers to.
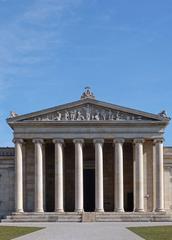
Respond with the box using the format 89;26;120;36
7;98;170;124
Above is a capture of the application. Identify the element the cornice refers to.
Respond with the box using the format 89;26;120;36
8;119;169;130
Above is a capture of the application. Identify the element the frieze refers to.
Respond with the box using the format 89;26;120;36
30;104;146;122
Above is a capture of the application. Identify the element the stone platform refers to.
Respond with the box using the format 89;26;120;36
1;212;172;223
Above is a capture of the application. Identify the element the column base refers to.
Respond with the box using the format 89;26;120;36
155;208;165;212
15;209;24;214
134;208;144;212
95;209;104;213
35;209;44;213
75;209;84;213
115;209;124;213
55;209;64;213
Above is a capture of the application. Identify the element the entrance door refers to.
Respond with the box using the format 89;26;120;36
84;169;95;212
126;192;134;212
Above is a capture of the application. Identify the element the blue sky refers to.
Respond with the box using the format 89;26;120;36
0;0;172;146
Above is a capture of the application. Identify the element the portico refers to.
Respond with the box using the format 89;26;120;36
13;137;165;214
7;88;170;220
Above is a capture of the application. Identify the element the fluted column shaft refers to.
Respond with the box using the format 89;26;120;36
94;139;104;212
114;139;124;212
154;139;165;212
53;139;64;212
33;139;44;213
74;139;84;212
134;139;144;212
13;139;24;213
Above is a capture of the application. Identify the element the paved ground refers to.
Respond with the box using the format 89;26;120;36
1;222;172;240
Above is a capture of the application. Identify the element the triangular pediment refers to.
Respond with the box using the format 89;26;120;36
7;98;169;124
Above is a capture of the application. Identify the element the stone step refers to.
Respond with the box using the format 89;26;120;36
2;212;172;222
2;218;81;222
11;213;80;216
96;213;172;216
6;215;81;219
96;213;172;222
1;213;82;222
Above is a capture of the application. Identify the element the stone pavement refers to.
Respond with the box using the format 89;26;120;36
1;222;172;240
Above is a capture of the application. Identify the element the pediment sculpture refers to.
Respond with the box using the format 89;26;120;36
9;111;18;118
30;104;148;122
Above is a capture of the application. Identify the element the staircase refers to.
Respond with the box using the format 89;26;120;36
1;212;172;222
95;212;172;222
1;212;82;222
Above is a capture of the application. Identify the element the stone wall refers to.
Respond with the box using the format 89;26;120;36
24;140;35;211
164;147;172;211
103;143;114;211
0;148;15;217
123;143;133;211
64;142;75;211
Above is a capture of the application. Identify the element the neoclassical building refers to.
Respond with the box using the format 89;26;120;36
1;88;172;222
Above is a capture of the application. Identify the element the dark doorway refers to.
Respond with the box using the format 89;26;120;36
126;192;134;212
84;169;95;212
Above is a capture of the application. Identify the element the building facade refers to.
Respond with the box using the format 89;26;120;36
1;88;172;222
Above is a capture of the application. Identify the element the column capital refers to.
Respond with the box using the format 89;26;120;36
133;138;145;144
73;139;84;144
53;139;64;144
32;139;44;144
153;138;164;144
93;138;104;144
113;138;125;144
13;138;24;144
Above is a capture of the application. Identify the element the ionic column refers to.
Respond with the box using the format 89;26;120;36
94;139;104;212
152;143;156;211
53;139;64;212
113;139;124;212
33;139;44;213
154;139;165;212
134;138;144;212
73;139;84;212
13;139;24;213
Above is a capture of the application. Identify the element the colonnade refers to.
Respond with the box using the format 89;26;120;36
14;138;164;213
